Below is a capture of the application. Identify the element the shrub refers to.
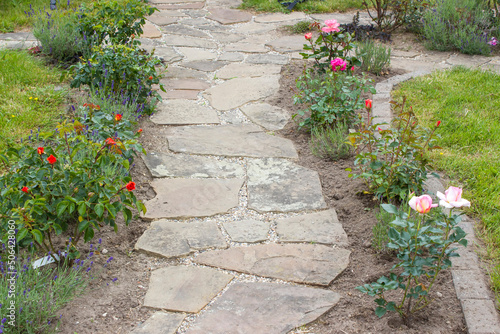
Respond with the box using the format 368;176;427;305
355;40;391;75
422;0;497;55
70;44;164;110
0;123;145;258
346;97;440;201
310;123;352;160
361;0;413;32
29;5;85;63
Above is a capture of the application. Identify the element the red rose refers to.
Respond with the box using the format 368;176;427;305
365;99;372;110
137;129;143;133
37;147;44;155
148;76;153;80
436;120;441;127
115;114;122;122
126;181;136;191
47;154;57;165
105;138;117;146
21;186;29;193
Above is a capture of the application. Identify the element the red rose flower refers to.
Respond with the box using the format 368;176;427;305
365;99;372;110
436;120;441;127
126;181;136;191
115;114;122;122
148;76;153;80
47;154;57;165
105;138;117;146
21;186;29;193
137;129;143;133
37;147;44;155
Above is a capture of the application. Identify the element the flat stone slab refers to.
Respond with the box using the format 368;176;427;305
266;36;306;53
194;243;351;286
246;54;289;65
143;178;244;219
135;220;227;258
216;63;282;79
451;270;491;300
247;158;326;212
161;24;211;38
160;89;200;100
176;47;217;61
156;2;205;9
222;220;269;243
219;52;244;62
163;67;208;80
142;21;163;38
166;124;298;158
233;22;278;34
276;209;348;246
165;35;217;48
254;12;306;23
207;8;252;25
151;99;219;124
151;46;184;63
181;60;228;72
144;266;233;313
0;32;35;41
143;152;245;178
147;15;179;26
161;78;210;90
224;42;269;53
240;103;290;130
131;311;185;334
210;32;245;44
461;299;500;334
186;282;340;334
204;76;280;110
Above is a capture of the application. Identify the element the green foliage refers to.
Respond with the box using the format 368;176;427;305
347;97;440;201
70;44;164;109
239;0;363;14
357;203;467;326
310;123;352;160
294;67;375;128
75;0;157;47
355;40;391;76
29;5;85;63
373;205;395;252
286;20;312;34
422;0;497;55
0;124;146;258
362;0;423;32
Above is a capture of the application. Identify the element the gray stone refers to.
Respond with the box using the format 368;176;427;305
143;152;245;178
163;67;208;80
161;24;211;38
266;36;306;53
276;209;348;246
233;22;278;34
161;78;211;90
216;63;282;79
375;81;394;94
147;15;179;26
204;76;280;110
446;53;490;67
452;270;491;300
461;299;500;334
450;246;480;271
142;22;163;38
222;220;270;243
208;0;242;8
184;9;210;18
0;32;35;41
246;54;289;65
144;266;233;313
240;103;290;130
216;63;281;79
181;61;228;72
218;52;244;62
247;158;326;213
165;35;217;48
149;0;204;3
186;282;340;334
391;49;420;58
166;124;298;158
194;243;350;285
224;42;269;53
151;47;184;63
156;2;205;9
142;178;244;219
131;311;185;334
176;47;217;61
0;40;36;50
160;89;200;100
151;100;219;125
210;32;245;44
207;8;252;25
254;12;306;23
179;18;214;26
310;13;371;25
135;220;228;258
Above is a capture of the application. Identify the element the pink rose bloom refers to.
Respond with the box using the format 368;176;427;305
488;37;498;46
437;186;471;208
331;57;347;71
304;32;312;40
409;195;437;214
321;19;340;33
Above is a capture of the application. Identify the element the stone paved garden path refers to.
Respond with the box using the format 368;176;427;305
3;1;500;333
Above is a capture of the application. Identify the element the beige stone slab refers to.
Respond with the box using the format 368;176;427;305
216;63;282;79
151;99;219;124
176;47;217;61
207;8;252;25
159;89;200;100
147;15;179;26
240;102;290;130
131;311;185;334
254;12;306;23
224;42;269;53
155;2;205;9
161;78;210;90
165;35;217;48
141;21;163;38
266;35;306;53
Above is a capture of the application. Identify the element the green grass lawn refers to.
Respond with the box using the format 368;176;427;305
393;66;500;303
239;0;363;14
0;49;69;144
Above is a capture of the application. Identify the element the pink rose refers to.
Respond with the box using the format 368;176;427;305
321;19;340;33
436;186;471;208
330;57;347;71
304;32;312;40
409;195;437;214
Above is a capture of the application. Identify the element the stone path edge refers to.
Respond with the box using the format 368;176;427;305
373;70;500;334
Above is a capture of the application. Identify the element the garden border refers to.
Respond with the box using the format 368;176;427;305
372;72;500;334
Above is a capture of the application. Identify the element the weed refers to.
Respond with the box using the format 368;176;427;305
356;40;391;75
310;123;352;161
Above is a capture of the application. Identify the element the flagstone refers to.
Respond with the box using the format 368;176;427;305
143;152;244;178
147;15;179;26
207;8;252;25
181;60;228;72
135;220;228;258
204;76;280;110
131;311;185;334
142;178;244;219
245;53;289;65
224;42;269;53
155;2;205;9
222;220;270;243
163;67;208;80
151;99;219;125
194;243;350;286
144;266;233;313
166;124;298;158
240;103;290;130
165;35;217;48
233;22;278;34
276;209;348;246
160;89;201;100
218;52;244;62
266;35;306;53
141;21;163;38
247;158;326;213
161;24;212;38
210;32;245;44
216;63;282;79
161;78;210;90
148;46;184;63
254;12;306;23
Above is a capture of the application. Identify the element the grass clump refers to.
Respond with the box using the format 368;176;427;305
0;49;68;145
355;40;391;75
239;0;363;14
310;124;352;160
285;20;312;34
393;66;500;303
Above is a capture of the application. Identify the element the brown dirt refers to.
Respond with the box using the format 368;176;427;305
57;59;466;334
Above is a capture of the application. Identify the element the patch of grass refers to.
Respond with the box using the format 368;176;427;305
285;20;312;34
310;124;352;161
0;49;69;144
356;40;391;75
239;0;363;14
392;66;500;303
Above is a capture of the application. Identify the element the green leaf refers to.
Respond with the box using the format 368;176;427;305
106;203;117;218
375;306;387;318
381;204;397;214
56;201;69;217
78;220;90;233
95;203;104;218
31;229;43;244
78;202;87;216
84;227;94;243
17;228;28;242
